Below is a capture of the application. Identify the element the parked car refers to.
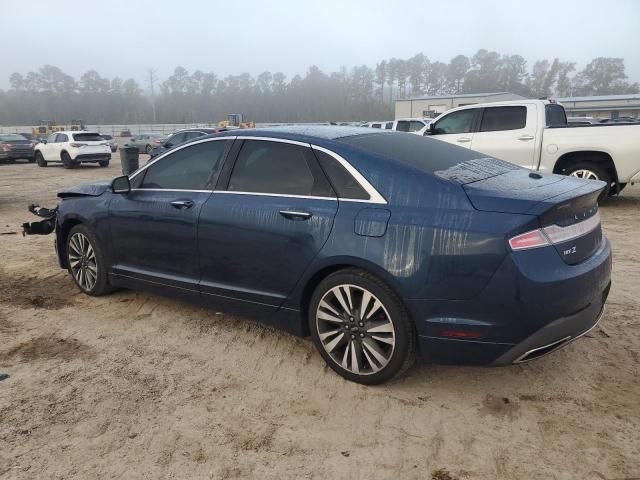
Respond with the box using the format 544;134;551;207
149;127;233;158
360;121;393;129
426;99;640;197
0;133;35;163
599;117;638;124
33;131;111;168
567;116;601;125
392;118;432;135
100;134;118;152
23;126;611;385
129;133;167;154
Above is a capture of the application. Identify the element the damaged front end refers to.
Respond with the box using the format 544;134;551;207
22;203;58;236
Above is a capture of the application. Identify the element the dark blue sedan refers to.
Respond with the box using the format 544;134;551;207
24;126;612;384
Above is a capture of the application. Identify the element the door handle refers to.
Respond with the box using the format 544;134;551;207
279;210;312;220
170;200;194;209
457;137;471;143
518;135;535;141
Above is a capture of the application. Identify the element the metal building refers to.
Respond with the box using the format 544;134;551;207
394;92;527;119
557;94;640;121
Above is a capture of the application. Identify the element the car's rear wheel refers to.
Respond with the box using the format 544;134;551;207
35;151;47;167
28;157;36;163
61;151;73;169
145;144;153;155
98;160;109;168
66;225;113;296
565;162;611;199
309;269;417;385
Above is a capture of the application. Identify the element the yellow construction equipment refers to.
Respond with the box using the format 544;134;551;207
70;119;85;131
32;121;64;137
218;113;255;129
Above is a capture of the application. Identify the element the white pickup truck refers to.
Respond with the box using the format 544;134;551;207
427;99;640;197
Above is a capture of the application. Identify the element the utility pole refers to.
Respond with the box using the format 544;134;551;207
147;68;157;123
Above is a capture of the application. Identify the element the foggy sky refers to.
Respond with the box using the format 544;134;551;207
2;0;639;91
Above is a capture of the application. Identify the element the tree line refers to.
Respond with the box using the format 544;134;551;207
1;50;637;125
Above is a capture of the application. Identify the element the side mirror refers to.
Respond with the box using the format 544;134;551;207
41;139;47;144
111;175;131;194
428;123;436;135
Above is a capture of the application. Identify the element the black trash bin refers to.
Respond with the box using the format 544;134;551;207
120;145;139;175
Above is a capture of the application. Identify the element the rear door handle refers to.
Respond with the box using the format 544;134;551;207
518;135;535;141
170;199;194;209
279;210;312;220
457;137;471;143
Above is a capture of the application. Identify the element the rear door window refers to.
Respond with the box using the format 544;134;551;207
395;120;410;132
408;121;426;132
138;140;229;190
55;133;68;142
479;106;527;132
433;109;477;134
227;140;334;197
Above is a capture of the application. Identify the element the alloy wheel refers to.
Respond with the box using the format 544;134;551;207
569;169;599;180
68;232;98;291
316;284;395;375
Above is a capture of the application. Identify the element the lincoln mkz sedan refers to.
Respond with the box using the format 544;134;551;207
23;126;612;384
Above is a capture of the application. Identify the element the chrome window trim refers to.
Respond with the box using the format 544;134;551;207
234;135;311;148
131;188;212;193
212;190;337;201
128;136;236;181
128;134;387;205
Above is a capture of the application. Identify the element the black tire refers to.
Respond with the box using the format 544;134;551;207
98;160;109;168
35;151;47;167
145;144;153;155
61;151;73;169
564;162;611;200
66;224;114;296
28;157;36;163
308;268;417;385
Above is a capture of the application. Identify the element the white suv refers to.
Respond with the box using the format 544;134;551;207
34;131;111;168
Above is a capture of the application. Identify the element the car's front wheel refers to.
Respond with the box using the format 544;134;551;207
66;225;113;296
145;144;153;155
98;160;109;168
35;151;47;167
309;269;417;385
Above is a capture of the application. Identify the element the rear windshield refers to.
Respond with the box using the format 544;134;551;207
73;133;104;142
339;132;521;184
339;132;502;174
0;134;27;141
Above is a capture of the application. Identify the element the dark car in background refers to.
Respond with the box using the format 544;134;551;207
149;127;236;158
23;127;611;384
128;133;167;154
100;134;118;152
0;133;35;163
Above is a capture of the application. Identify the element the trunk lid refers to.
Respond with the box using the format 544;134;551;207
462;169;605;265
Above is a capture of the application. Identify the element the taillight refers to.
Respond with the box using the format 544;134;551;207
508;229;550;251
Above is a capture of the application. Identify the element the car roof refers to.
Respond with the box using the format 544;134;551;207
216;125;390;142
55;130;101;135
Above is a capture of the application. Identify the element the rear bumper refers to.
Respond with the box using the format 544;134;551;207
409;236;612;365
74;153;111;162
0;151;34;159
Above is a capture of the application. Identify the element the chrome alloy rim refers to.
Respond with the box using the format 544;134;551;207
68;232;98;291
316;284;395;375
569;169;599;180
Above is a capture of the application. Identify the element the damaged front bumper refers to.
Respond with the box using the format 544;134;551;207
22;204;58;236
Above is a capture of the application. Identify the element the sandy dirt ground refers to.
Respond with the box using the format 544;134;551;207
0;146;639;480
